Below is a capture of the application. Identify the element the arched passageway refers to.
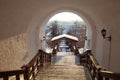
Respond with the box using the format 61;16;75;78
27;8;104;71
39;11;94;51
36;9;114;71
1;0;120;73
37;10;98;61
0;1;120;80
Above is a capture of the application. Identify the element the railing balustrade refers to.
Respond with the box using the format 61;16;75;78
0;69;26;80
0;49;52;80
78;49;120;80
1;48;119;80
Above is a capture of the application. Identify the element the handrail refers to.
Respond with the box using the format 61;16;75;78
26;50;41;67
88;53;103;71
78;49;120;80
21;50;51;80
100;70;120;80
0;49;52;80
0;69;26;80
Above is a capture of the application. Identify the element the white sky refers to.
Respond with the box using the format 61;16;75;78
49;12;83;22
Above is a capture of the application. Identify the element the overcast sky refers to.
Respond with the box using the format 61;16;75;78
49;12;83;22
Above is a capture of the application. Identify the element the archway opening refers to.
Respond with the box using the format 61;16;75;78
41;12;88;53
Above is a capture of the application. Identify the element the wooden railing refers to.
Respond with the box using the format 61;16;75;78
0;49;52;80
78;49;120;80
0;69;26;80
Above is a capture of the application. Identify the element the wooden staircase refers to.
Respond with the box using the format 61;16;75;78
1;50;120;80
35;52;86;80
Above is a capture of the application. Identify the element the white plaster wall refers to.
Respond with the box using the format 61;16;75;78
109;16;120;72
27;26;38;62
0;33;27;71
94;27;104;65
38;24;46;51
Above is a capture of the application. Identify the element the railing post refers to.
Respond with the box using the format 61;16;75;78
16;74;20;80
105;78;109;80
40;51;43;67
92;67;96;80
32;65;35;80
21;66;29;80
97;69;103;80
3;76;8;80
49;54;51;62
97;74;103;80
43;52;45;64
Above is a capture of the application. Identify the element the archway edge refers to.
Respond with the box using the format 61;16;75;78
37;7;97;52
40;7;96;33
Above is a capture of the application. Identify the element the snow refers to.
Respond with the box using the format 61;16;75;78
51;34;78;41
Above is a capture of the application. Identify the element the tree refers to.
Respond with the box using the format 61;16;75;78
51;21;59;37
67;21;86;48
45;21;59;48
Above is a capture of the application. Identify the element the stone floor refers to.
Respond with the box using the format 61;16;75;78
35;52;86;80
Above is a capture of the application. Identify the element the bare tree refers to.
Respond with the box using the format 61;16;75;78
45;21;59;47
68;21;86;48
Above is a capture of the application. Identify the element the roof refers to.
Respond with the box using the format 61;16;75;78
51;34;78;41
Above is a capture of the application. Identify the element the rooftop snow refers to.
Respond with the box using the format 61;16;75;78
51;34;78;41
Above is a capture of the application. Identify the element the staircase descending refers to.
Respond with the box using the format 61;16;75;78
35;52;86;80
1;50;119;80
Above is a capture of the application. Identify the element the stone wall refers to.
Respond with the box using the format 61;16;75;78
0;33;28;71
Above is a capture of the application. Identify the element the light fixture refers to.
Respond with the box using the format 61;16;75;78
101;28;111;41
41;36;46;42
43;36;46;40
84;36;87;40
